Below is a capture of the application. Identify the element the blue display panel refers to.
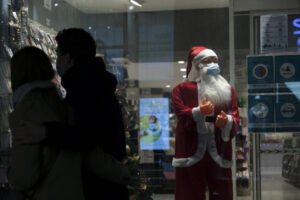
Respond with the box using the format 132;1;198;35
248;56;274;93
275;94;300;132
139;98;170;150
275;55;300;93
248;94;275;132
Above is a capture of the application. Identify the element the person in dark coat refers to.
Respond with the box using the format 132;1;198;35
12;28;129;200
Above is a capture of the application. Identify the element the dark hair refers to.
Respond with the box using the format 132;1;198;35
11;46;55;91
55;28;96;62
149;115;158;123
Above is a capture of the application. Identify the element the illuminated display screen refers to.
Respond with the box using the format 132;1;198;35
139;98;170;150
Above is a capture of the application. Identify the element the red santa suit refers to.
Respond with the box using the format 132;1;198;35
172;47;240;200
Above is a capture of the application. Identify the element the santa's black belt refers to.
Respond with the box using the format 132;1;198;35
205;116;216;122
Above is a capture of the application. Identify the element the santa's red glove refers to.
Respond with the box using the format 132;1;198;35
216;110;228;128
200;98;214;116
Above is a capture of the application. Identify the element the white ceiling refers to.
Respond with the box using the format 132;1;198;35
63;0;229;14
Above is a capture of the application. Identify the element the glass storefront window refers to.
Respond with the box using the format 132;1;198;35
0;0;299;200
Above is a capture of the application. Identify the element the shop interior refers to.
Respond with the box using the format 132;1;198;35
0;0;300;200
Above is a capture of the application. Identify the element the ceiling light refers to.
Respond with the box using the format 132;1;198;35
180;68;186;72
129;5;134;10
130;0;142;7
183;75;187;78
178;61;185;64
107;26;111;30
88;26;92;30
165;85;171;88
54;3;59;7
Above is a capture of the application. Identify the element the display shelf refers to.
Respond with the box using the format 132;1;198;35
282;137;300;187
27;19;57;63
0;0;25;186
236;106;251;196
1;2;59;186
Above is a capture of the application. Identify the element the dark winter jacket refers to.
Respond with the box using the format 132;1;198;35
44;57;129;200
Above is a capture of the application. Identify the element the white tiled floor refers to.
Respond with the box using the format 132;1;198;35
260;153;300;200
261;174;300;200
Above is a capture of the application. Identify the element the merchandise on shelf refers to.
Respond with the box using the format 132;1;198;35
1;2;59;188
0;0;27;187
27;20;57;63
236;106;251;196
110;61;153;199
282;136;300;187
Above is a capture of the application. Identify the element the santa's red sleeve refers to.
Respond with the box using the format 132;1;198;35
221;87;240;142
172;85;204;132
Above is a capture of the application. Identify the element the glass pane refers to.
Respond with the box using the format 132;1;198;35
0;0;299;200
261;133;300;200
249;4;300;200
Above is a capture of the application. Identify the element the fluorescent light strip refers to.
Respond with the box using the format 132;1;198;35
130;0;142;7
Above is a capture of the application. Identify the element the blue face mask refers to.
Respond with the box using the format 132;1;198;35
56;65;66;77
205;63;220;76
56;63;71;77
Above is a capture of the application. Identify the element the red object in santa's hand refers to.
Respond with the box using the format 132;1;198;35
200;98;214;116
216;110;228;128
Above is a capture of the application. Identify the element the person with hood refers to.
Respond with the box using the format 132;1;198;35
8;46;85;200
172;47;240;200
12;28;129;200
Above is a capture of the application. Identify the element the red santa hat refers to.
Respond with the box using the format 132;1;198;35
186;46;218;78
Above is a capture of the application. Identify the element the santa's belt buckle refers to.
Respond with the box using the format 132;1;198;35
205;116;216;122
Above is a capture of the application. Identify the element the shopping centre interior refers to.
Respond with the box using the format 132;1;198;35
0;0;300;199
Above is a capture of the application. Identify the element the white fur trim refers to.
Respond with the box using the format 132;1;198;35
172;135;207;168
206;132;233;168
192;105;208;135
173;132;233;168
193;49;218;65
221;115;233;142
192;107;202;122
172;157;199;168
13;81;56;108
172;158;187;167
172;81;233;169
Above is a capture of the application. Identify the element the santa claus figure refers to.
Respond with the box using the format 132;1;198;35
172;47;240;200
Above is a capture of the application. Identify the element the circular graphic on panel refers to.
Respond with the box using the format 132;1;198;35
280;103;296;118
252;103;269;118
280;63;295;79
253;64;268;80
140;115;162;144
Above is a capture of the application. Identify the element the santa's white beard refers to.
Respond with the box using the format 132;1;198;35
188;66;231;107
